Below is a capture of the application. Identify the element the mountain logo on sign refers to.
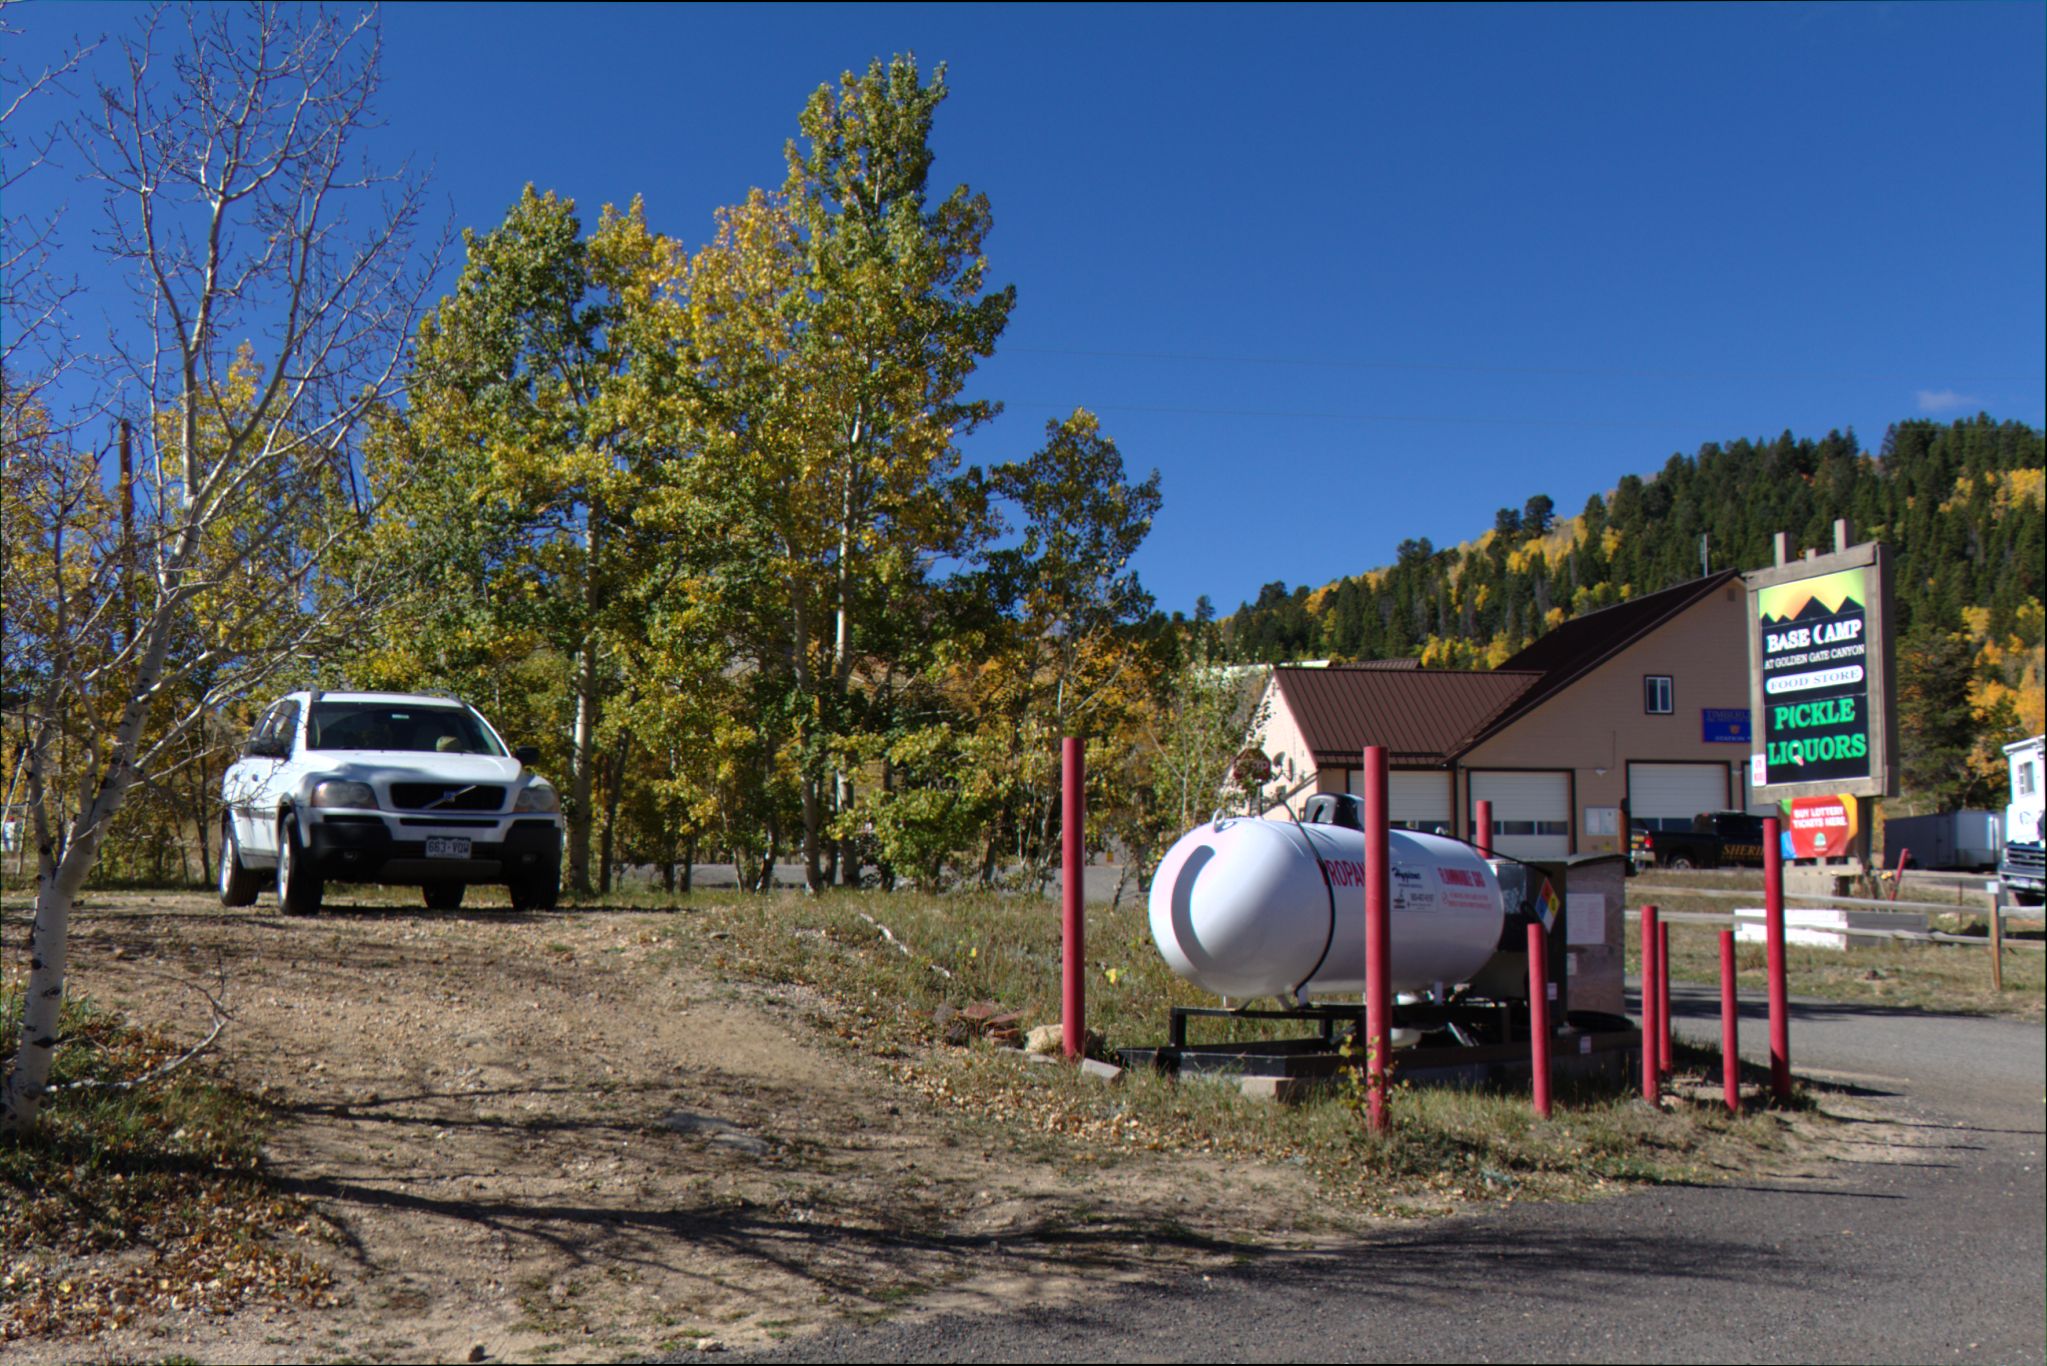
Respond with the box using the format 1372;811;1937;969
1758;595;1865;627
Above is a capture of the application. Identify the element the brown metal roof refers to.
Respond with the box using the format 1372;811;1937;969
1273;665;1543;766
1271;571;1742;768
1479;570;1740;738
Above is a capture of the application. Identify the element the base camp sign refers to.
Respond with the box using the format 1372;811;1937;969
1743;539;1897;802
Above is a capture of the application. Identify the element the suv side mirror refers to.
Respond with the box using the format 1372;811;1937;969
514;745;540;767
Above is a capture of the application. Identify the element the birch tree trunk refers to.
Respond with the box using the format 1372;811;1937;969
1;6;435;1131
4;599;179;1130
568;517;605;895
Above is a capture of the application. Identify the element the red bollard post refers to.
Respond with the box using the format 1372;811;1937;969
1362;745;1393;1132
1719;929;1740;1113
1763;815;1791;1102
1640;905;1660;1103
1474;799;1494;858
1527;922;1552;1119
1061;737;1085;1062
1657;917;1674;1077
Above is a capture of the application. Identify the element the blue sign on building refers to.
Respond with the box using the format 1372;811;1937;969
1702;707;1751;744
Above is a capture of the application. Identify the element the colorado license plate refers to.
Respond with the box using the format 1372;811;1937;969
424;837;471;859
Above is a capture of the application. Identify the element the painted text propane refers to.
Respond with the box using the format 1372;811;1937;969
1148;818;1505;1000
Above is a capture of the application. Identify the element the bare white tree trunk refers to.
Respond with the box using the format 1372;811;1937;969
567;513;606;895
3;595;180;1129
569;646;600;894
1;6;439;1132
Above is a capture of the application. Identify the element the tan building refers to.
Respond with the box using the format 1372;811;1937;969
1249;571;1755;860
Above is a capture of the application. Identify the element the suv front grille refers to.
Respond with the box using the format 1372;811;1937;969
389;783;505;812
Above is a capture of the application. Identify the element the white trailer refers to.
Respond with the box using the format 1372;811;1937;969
2000;735;2045;905
1883;810;2003;870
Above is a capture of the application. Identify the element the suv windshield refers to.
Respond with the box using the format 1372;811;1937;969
307;702;505;756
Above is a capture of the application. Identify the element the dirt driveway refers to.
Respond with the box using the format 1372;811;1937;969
11;891;1333;1364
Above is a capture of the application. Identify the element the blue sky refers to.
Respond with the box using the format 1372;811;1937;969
10;2;2044;617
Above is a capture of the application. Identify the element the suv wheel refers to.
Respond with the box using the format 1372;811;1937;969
277;815;325;916
422;883;465;911
218;816;263;907
509;863;561;912
1666;854;1695;871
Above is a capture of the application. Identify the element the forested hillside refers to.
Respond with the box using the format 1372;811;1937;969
1220;417;2045;808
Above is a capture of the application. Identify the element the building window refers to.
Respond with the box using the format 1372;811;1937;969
1644;675;1673;715
1633;815;1695;833
1493;819;1571;837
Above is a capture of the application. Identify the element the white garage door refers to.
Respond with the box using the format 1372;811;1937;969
1627;762;1730;833
1469;771;1571;859
1344;770;1453;832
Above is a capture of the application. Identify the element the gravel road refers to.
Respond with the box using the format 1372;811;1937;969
726;987;2046;1364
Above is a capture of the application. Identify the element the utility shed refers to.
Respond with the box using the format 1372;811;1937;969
1553;855;1628;1017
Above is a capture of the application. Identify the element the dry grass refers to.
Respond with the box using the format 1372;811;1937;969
0;984;333;1342
640;884;1827;1214
1626;872;2044;1020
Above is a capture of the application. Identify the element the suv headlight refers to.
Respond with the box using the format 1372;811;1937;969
514;782;559;813
310;779;377;809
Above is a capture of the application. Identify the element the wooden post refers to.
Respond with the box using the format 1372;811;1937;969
1989;880;2006;993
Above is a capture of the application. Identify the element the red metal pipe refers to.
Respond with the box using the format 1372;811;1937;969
1527;922;1552;1119
1061;736;1085;1062
1719;928;1740;1113
1363;745;1393;1132
1889;847;1909;902
1474;799;1494;858
1657;916;1674;1077
1764;815;1790;1101
1640;905;1660;1103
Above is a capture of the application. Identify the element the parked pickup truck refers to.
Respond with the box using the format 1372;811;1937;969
1633;811;1768;871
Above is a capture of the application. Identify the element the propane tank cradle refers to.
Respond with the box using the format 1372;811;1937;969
1148;817;1505;1001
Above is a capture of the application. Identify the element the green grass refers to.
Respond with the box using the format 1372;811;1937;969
1;980;331;1339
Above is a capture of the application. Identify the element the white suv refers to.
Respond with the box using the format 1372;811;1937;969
218;690;564;913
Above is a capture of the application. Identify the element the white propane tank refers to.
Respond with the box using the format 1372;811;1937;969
1148;817;1505;1001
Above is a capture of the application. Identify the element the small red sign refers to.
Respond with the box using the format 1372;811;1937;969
1783;793;1857;860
